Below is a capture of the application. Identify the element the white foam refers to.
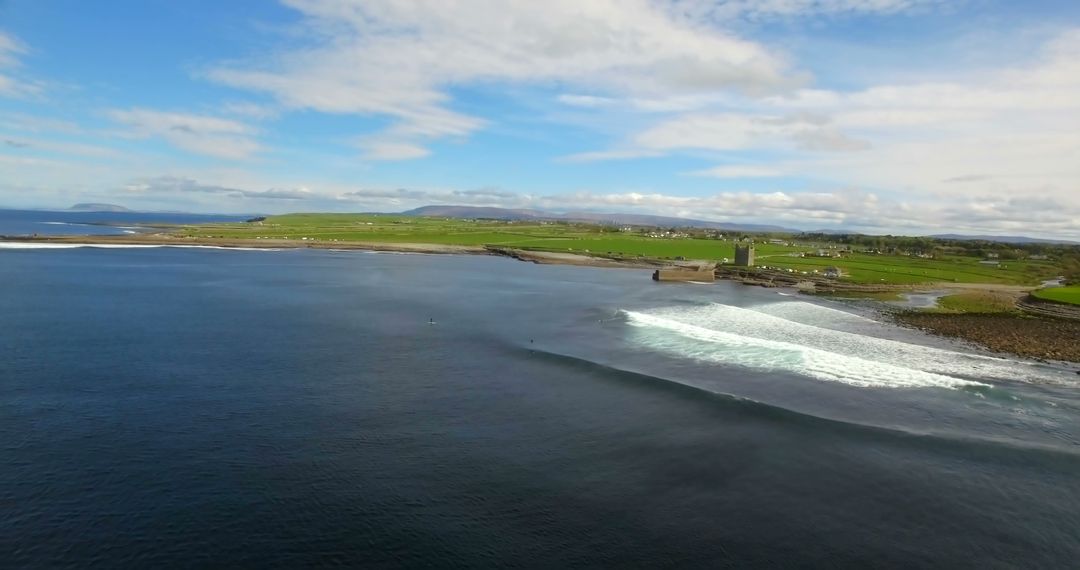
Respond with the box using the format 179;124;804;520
624;300;1070;388
625;311;985;389
757;299;879;326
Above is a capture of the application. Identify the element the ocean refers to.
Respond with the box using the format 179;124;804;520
0;208;245;237
2;230;1080;566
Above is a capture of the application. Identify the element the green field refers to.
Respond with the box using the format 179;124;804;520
758;253;1056;285
1032;286;1080;306
179;213;1062;286
182;213;803;259
934;291;1020;313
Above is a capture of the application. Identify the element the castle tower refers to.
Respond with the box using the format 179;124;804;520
734;245;755;267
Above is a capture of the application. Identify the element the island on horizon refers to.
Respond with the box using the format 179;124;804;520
68;203;133;213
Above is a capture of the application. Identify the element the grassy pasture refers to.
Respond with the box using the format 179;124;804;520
179;213;1061;286
759;253;1056;285
934;291;1020;313
182;213;804;258
1032;286;1080;306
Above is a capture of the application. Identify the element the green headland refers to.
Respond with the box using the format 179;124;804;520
173;212;1074;290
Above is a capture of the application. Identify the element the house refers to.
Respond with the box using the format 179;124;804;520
979;260;1000;266
823;266;842;279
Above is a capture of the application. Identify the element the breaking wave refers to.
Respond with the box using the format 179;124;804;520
521;346;1080;461
623;301;1070;389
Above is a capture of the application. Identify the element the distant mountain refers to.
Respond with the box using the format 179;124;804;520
558;211;795;232
403;205;545;220
402;205;797;233
69;203;132;213
806;229;863;235
930;234;1080;245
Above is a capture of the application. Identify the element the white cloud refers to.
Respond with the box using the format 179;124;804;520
206;0;800;158
572;27;1080;215
0;32;25;68
91;173;1080;239
108;108;262;159
356;140;431;161
557;94;618;108
0;31;40;98
0;112;84;135
125;176;313;200
1;135;120;158
631;112;870;152
557;92;732;113
669;0;947;22
558;149;665;163
221;102;281;120
756;31;1080;201
687;165;784;178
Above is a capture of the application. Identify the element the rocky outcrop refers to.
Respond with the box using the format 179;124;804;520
893;311;1080;363
714;266;912;293
653;268;715;282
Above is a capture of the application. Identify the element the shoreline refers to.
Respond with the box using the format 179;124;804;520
0;233;667;269
0;233;492;255
6;233;1076;364
0;234;1051;291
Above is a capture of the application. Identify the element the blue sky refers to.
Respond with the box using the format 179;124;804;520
1;0;1079;238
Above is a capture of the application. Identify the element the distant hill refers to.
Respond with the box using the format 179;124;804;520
404;205;545;220
402;205;797;233
806;229;863;235
803;230;1079;245
69;203;132;213
930;234;1080;245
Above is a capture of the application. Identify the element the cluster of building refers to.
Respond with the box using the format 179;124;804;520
644;230;691;239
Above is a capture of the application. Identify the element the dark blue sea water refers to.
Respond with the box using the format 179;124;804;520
2;244;1080;568
0;209;245;237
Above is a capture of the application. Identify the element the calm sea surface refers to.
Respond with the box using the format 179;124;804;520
2;239;1080;566
0;209;244;236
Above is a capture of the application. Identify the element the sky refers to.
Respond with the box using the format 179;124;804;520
1;0;1079;238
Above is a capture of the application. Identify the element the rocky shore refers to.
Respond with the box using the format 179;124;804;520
892;311;1080;364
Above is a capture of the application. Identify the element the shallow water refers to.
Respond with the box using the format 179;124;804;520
2;247;1078;567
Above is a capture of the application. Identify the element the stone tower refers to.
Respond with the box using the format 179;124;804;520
734;245;755;267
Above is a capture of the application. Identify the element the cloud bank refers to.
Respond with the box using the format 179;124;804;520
206;0;800;159
115;175;1080;240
